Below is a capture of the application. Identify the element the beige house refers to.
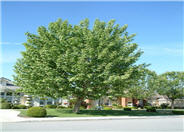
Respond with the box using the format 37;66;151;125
147;93;184;108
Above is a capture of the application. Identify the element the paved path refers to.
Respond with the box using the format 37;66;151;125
0;110;26;122
0;109;184;123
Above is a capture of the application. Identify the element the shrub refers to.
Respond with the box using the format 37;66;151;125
132;107;137;110
172;110;184;115
167;106;171;109
69;98;77;108
19;104;27;109
68;105;74;108
0;98;6;103
144;102;151;106
26;98;32;101
160;103;169;109
79;106;85;110
155;106;161;109
103;106;112;110
124;107;131;111
27;106;32;109
174;107;184;109
11;105;19;109
0;102;12;109
145;106;156;112
56;105;71;109
95;106;103;110
112;103;118;106
115;105;123;109
45;105;57;109
56;105;66;109
12;104;27;109
81;101;88;109
26;102;32;105
27;107;47;117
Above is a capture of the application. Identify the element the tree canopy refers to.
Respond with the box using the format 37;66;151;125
126;69;157;100
13;19;146;112
156;71;184;108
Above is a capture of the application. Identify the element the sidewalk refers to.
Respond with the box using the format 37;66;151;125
0;109;184;123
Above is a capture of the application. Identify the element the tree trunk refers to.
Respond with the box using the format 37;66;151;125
171;99;175;109
73;97;83;113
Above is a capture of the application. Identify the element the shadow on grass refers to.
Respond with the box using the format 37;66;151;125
79;110;173;116
19;109;179;118
49;109;175;117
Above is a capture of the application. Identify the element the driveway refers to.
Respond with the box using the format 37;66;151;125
0;109;26;122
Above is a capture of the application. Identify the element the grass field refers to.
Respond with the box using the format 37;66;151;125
18;109;182;117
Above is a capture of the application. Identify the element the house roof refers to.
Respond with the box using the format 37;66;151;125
0;77;20;92
151;93;169;100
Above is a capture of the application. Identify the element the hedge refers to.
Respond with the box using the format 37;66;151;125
56;105;66;109
145;106;156;112
45;105;57;109
27;107;47;117
0;98;6;103
0;102;12;109
172;110;184;115
12;104;27;109
124;107;131;111
103;106;112;110
114;105;123;109
160;103;169;109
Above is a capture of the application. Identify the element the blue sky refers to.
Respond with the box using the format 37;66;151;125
1;1;183;80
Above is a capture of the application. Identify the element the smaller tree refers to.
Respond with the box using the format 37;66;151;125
126;69;157;106
156;71;184;109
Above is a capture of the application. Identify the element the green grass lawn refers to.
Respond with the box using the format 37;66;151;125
18;109;182;117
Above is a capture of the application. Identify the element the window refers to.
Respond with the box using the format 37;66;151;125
7;92;12;96
6;83;14;86
0;92;4;96
40;100;45;105
16;93;21;96
47;101;52;105
6;97;12;102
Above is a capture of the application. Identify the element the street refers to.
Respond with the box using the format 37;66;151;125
1;117;183;132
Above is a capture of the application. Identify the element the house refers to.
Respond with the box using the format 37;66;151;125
85;97;147;109
0;77;69;107
0;77;145;108
147;93;184;108
0;77;21;104
1;77;183;108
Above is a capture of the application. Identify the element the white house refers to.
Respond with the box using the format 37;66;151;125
0;77;69;107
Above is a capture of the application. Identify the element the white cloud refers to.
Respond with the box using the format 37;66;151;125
140;45;183;56
0;53;22;64
0;42;23;64
164;48;183;55
0;42;23;45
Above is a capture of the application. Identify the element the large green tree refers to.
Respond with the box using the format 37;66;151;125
14;19;145;113
156;71;184;109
